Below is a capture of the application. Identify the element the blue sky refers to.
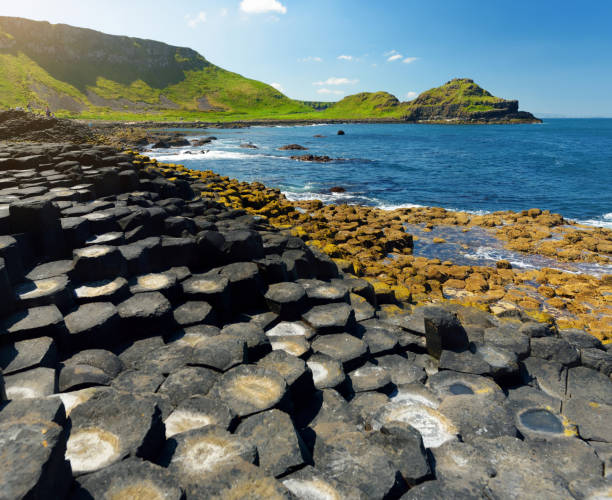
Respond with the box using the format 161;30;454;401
2;0;612;116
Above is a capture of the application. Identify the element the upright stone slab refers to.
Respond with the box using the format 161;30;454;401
423;306;469;359
9;195;67;259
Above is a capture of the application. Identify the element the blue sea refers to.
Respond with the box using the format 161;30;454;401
150;119;612;229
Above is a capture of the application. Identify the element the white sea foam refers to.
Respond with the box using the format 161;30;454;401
150;150;269;161
575;212;612;230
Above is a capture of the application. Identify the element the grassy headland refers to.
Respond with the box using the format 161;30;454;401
0;16;540;124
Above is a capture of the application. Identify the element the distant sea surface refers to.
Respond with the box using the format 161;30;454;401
151;119;612;229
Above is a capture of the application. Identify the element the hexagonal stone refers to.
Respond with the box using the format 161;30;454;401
0;420;71;500
117;291;173;335
362;327;399;355
112;369;165;394
305;281;349;305
0;397;66;427
173;301;216;327
484;325;531;359
350;293;376;321
473;342;519;380
566;366;612;404
389;383;441;409
117;336;165;369
157;366;219;406
264;282;308;319
182;274;231;315
66;390;165;475
72;457;183;500
439;395;516;442
14;275;73;312
270;335;310;358
190;334;247;372
59;349;124;392
580;348;612;376
266;320;315;340
164;395;235;438
401;478;485;499
427;371;505;402
307;354;346;390
160;425;257;493
372;402;459;449
311;333;368;370
236;408;310;477
0;336;57;375
302;303;355;334
348;363;392;393
530;337;579;366
73;277;129;304
528;439;604;485
375;354;426;386
257;350;314;403
129;272;179;299
350;392;390;422
439;349;491;375
211;364;289;417
217;261;265;310
562;397;612;443
1;305;64;343
520;358;568;400
26;260;74;281
312;421;401;498
368;422;431;486
72;245;126;281
4;367;56;400
282;465;368;499
560;328;604;350
506;385;562;413
63;302;120;350
221;322;271;361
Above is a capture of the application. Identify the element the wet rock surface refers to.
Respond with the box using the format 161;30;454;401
0;142;610;499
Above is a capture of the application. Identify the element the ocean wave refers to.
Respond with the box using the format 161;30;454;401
282;189;378;205
378;202;426;210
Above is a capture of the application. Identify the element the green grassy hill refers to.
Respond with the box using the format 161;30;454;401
0;17;539;123
0;16;311;120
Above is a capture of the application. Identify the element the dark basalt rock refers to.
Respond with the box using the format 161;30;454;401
423;306;469;359
0;336;57;375
0;420;72;500
72;457;183;500
237;408;311;477
264;281;308;319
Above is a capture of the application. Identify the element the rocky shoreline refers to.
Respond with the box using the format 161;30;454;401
0;135;610;499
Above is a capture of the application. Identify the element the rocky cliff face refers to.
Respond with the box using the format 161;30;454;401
0;16;208;91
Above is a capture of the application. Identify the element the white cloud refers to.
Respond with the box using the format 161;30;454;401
313;77;358;86
337;55;353;61
186;11;207;28
240;0;287;14
270;82;284;92
405;91;418;100
299;56;323;62
317;88;344;95
387;53;403;62
403;57;418;64
220;8;228;16
384;49;399;57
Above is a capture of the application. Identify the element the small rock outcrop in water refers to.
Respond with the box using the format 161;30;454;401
330;187;346;193
0;139;609;498
337;130;345;135
278;144;308;151
191;137;216;147
240;143;258;149
290;154;333;163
